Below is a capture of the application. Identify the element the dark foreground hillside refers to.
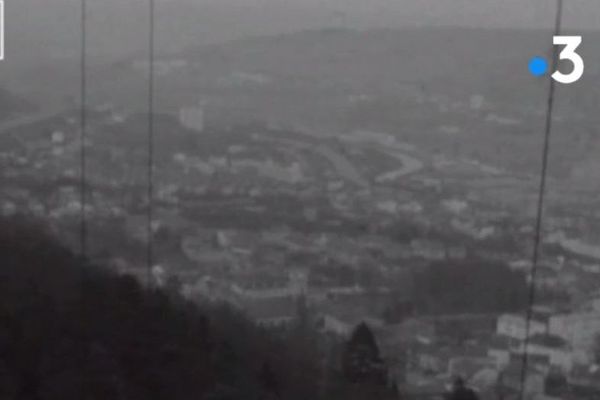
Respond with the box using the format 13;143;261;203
0;217;399;400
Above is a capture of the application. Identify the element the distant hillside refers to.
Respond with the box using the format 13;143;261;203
21;26;600;115
72;27;600;180
185;27;600;104
83;27;599;119
179;29;600;177
5;0;600;106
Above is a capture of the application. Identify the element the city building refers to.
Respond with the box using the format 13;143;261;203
496;314;548;341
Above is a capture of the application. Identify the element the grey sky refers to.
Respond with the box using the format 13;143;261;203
199;0;600;30
5;0;600;66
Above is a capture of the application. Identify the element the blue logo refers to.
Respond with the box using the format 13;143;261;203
529;56;549;77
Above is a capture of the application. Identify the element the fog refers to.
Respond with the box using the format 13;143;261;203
6;0;600;63
2;0;599;100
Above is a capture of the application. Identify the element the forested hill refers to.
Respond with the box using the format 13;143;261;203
0;217;392;400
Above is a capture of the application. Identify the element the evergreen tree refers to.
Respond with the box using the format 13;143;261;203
258;361;281;400
341;322;387;386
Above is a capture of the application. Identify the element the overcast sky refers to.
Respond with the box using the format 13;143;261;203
11;0;600;32
5;0;600;66
197;0;600;30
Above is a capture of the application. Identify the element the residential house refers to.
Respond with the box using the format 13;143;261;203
243;295;299;327
500;361;546;398
497;314;548;341
549;312;600;364
519;334;573;372
488;334;518;369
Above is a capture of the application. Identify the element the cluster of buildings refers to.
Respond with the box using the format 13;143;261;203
358;302;600;399
5;97;600;400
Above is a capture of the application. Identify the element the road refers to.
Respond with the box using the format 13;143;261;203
375;148;424;183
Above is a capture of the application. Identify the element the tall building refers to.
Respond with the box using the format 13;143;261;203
179;102;205;133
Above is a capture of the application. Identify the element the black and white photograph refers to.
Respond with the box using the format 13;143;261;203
1;1;600;399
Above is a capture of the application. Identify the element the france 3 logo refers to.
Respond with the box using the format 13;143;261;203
529;36;585;84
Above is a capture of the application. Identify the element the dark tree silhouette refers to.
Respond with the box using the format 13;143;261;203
0;219;282;399
342;323;387;385
444;378;479;400
0;217;397;400
258;362;281;400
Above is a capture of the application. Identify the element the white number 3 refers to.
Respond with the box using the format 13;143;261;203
552;36;584;84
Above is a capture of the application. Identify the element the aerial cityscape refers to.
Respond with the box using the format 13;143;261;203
2;1;600;399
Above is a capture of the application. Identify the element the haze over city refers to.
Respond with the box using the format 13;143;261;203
2;1;600;399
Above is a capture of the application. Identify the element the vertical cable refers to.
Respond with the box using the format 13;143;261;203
518;1;563;399
80;0;87;257
147;0;155;283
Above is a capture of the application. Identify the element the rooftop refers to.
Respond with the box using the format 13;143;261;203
528;334;568;349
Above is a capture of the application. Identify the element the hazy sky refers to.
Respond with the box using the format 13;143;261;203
4;0;600;66
201;0;600;30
